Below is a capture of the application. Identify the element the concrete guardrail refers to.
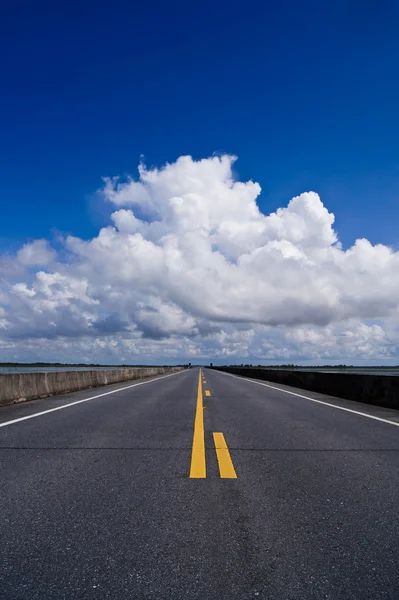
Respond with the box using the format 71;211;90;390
0;367;185;407
211;367;399;410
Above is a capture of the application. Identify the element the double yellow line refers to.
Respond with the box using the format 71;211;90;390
189;369;237;479
189;369;206;478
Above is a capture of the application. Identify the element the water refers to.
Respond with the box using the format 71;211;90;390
268;368;399;377
293;368;399;376
0;366;121;374
1;366;399;376
318;369;399;376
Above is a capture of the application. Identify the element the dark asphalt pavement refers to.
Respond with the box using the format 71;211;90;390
1;367;399;599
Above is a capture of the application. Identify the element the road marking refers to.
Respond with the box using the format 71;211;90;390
0;370;186;429
215;370;399;428
205;390;211;396
213;432;237;478
190;369;206;478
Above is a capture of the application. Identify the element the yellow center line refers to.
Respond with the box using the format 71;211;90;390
189;369;206;478
213;432;237;479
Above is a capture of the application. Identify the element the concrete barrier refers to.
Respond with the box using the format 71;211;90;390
0;367;185;407
211;367;399;410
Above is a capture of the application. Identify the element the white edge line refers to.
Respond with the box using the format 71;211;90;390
213;369;399;428
0;370;186;428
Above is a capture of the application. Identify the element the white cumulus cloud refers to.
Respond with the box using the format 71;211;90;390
1;154;399;364
17;239;56;266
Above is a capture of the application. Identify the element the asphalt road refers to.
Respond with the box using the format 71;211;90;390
1;367;399;599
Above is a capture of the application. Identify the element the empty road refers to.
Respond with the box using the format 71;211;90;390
1;367;399;599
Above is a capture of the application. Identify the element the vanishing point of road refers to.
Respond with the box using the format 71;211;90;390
1;367;399;599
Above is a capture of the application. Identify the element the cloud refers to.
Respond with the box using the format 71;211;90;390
17;239;56;266
1;153;399;363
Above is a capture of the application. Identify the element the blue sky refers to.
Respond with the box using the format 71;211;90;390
2;0;398;248
1;0;399;364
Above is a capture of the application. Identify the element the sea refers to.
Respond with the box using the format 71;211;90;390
0;366;399;376
267;368;399;377
0;366;122;374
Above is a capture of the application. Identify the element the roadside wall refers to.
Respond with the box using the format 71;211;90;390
0;367;185;407
211;367;399;410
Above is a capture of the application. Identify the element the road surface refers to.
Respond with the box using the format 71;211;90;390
1;367;399;599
